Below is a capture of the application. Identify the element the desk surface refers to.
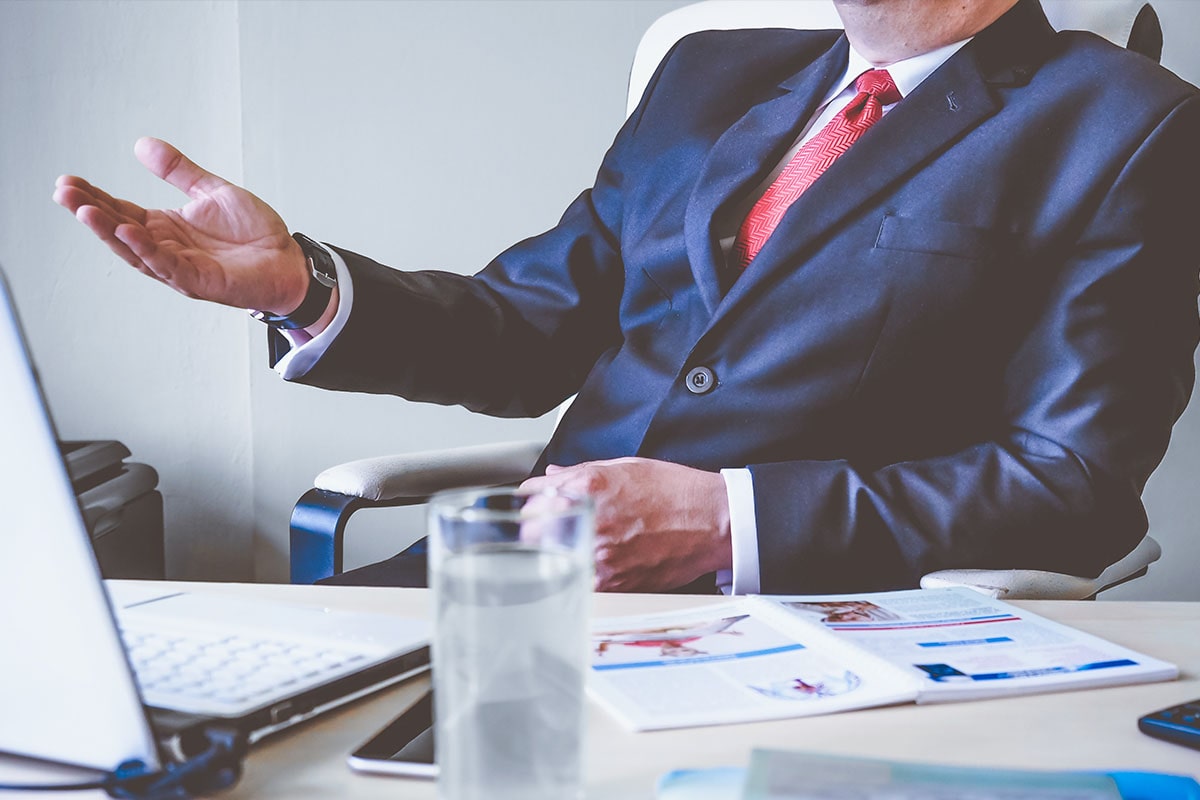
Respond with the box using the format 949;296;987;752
7;582;1200;798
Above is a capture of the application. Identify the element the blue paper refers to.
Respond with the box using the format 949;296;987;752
1107;771;1200;800
655;765;1200;799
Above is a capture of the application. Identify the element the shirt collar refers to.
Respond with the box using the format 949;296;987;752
828;37;973;102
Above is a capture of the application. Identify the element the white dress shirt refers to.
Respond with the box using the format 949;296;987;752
273;37;969;594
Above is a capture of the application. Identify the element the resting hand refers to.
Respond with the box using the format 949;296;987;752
53;137;308;314
520;457;732;592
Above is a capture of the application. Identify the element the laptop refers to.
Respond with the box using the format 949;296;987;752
0;266;430;777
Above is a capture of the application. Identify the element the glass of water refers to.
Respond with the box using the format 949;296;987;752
428;486;594;800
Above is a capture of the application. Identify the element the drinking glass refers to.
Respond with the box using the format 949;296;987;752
428;486;594;800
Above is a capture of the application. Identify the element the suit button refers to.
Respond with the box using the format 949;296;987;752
685;366;715;395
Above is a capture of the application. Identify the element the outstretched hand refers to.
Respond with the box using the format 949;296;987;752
520;457;733;592
53;137;309;314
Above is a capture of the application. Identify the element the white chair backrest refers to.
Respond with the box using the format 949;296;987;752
628;0;1154;116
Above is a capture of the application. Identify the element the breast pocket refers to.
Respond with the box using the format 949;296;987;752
872;214;999;263
857;213;1009;383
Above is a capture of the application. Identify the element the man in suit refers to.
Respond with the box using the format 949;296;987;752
55;0;1200;594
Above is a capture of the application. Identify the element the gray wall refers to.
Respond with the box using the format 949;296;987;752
1;0;1197;598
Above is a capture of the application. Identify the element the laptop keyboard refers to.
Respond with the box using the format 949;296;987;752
121;626;374;713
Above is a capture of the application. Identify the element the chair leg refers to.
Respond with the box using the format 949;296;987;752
290;489;371;584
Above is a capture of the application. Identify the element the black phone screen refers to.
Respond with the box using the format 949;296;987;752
347;689;436;778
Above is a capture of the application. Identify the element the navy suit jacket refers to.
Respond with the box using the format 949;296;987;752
293;0;1200;592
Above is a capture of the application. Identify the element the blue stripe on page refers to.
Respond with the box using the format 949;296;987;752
829;614;1016;630
592;643;807;671
968;659;1138;682
918;637;1012;648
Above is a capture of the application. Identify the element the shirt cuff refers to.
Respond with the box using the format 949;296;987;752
717;467;760;596
272;245;353;380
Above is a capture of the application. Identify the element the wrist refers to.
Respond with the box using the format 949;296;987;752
250;233;338;330
276;238;310;315
697;469;734;574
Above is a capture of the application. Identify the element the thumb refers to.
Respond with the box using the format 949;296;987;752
134;137;226;200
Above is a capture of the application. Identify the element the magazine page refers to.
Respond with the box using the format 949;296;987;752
761;587;1178;703
587;599;917;731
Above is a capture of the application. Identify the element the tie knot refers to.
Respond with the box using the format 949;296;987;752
855;69;901;105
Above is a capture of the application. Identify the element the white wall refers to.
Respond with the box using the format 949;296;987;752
0;0;255;581
1;0;1196;597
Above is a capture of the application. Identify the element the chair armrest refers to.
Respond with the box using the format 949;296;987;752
315;440;546;502
919;536;1162;600
290;440;545;584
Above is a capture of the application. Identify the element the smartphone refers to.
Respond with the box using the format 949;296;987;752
347;689;436;778
1138;698;1200;751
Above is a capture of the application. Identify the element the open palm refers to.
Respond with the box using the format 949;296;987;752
54;137;307;313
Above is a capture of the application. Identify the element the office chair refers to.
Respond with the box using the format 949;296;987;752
290;0;1165;600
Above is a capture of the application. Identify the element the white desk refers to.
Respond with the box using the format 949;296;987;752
5;582;1200;798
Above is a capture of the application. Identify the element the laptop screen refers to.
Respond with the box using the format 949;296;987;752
0;268;161;771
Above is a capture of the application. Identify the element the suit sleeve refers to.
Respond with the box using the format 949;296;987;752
751;93;1200;592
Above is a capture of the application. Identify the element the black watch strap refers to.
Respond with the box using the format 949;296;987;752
250;233;337;330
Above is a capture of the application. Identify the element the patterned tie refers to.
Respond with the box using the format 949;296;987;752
731;69;902;271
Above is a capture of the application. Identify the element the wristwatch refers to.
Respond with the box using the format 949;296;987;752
250;232;337;330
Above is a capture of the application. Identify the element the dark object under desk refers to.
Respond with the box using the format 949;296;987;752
60;439;164;580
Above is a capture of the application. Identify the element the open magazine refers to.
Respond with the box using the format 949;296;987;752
588;587;1177;731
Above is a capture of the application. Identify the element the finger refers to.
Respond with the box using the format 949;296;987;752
54;181;147;227
520;471;596;508
54;179;111;213
518;473;559;493
53;182;89;214
54;175;148;224
521;462;591;487
74;205;150;272
134;136;227;200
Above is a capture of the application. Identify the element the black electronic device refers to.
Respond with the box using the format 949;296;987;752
347;690;436;778
1138;698;1200;751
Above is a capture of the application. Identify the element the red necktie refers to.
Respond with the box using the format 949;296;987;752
731;69;901;271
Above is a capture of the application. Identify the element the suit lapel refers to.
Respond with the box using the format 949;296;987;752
683;36;848;315
708;0;1057;329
